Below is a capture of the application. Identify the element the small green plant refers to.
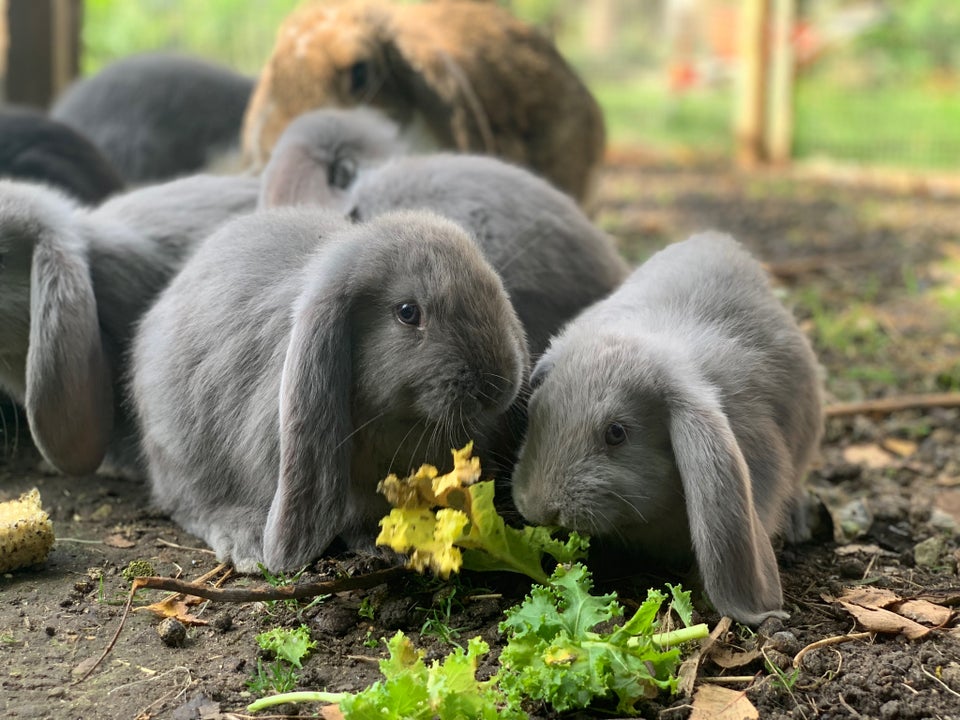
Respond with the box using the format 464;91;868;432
358;595;376;621
363;628;379;649
247;658;298;696
257;564;327;616
247;625;317;696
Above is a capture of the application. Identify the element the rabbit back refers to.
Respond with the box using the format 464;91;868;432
349;154;629;356
52;52;253;183
0;108;124;204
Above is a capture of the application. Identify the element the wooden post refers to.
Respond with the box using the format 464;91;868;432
734;0;768;166
3;0;81;108
766;0;795;164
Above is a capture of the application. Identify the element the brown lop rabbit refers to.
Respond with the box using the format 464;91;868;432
241;0;606;203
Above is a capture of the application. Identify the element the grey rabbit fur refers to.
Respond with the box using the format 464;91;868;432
260;138;629;358
131;207;528;572
511;232;823;625
0;173;260;478
258;108;406;211
0;108;124;203
51;52;253;184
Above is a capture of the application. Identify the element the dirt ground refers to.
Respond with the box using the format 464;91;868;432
2;159;960;720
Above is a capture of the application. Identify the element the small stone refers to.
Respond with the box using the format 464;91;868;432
879;700;902;720
157;617;187;647
913;536;945;568
211;612;233;633
837;557;865;578
766;631;800;657
836;498;874;541
312;604;359;637
44;626;56;637
757;616;784;638
72;579;94;595
763;649;793;672
940;662;960;692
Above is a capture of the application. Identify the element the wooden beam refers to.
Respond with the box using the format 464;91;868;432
3;0;81;108
734;0;769;167
766;0;795;164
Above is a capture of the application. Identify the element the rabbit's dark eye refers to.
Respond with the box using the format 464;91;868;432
349;61;369;94
395;302;422;327
604;422;627;447
328;156;358;190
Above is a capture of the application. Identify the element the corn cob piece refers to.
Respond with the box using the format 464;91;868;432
0;489;55;572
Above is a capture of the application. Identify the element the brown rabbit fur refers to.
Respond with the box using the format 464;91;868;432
242;0;605;203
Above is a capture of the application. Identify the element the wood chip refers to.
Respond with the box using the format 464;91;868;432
690;684;759;720
842;444;895;469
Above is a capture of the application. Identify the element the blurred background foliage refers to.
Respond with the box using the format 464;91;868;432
80;0;960;170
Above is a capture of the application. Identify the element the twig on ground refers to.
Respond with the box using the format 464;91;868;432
793;632;873;669
75;565;402;684
156;537;217;554
699;675;760;685
825;393;960;418
73;580;138;684
920;664;960;699
837;693;864;719
131;566;403;602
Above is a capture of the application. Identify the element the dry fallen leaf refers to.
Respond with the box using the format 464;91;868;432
103;533;136;549
834;586;956;638
678;616;733;696
708;647;763;669
881;437;917;457
690;684;759;720
839;602;930;640
895;599;953;627
134;595;208;626
842;443;895;469
320;706;344;720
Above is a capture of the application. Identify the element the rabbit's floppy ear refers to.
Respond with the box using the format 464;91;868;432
258;143;345;210
262;241;357;571
667;382;786;624
26;230;113;475
386;23;496;154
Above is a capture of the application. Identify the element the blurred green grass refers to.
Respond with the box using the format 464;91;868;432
81;0;960;171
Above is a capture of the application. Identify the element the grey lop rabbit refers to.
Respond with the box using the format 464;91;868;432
51;52;253;184
260;135;629;358
131;207;528;572
0;174;259;478
258;107;406;211
0;108;124;204
511;232;823;625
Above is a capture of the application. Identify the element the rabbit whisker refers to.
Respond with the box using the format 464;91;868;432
334;410;387;452
495;237;540;273
606;488;648;524
388;416;426;476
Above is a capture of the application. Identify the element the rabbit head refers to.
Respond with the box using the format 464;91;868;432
252;209;529;569
258;107;404;210
0;180;112;474
242;0;605;202
513;333;786;625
